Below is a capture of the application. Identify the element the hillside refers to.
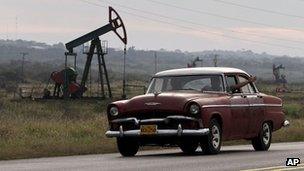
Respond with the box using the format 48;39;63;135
0;39;304;83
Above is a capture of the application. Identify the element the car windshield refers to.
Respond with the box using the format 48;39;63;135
147;75;224;94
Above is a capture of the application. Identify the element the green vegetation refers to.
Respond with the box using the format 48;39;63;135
0;98;117;160
283;103;304;118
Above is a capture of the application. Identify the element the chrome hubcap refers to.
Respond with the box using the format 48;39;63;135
262;123;270;145
212;125;220;149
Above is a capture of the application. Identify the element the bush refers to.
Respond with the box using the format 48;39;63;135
283;104;304;118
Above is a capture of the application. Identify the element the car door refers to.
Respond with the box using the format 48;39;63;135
226;74;250;139
238;75;265;137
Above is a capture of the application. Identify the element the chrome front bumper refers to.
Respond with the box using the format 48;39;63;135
106;124;210;138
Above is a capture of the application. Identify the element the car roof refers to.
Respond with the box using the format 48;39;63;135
154;67;250;77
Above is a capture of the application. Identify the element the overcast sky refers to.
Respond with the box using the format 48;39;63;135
1;0;304;56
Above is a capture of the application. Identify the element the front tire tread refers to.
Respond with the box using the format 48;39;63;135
117;138;139;157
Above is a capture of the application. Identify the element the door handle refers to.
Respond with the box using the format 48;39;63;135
257;95;263;98
241;94;247;98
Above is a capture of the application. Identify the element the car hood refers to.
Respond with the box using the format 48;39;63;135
114;92;225;116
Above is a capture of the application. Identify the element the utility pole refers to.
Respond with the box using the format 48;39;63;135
154;51;158;74
20;52;29;83
214;54;218;67
122;46;127;99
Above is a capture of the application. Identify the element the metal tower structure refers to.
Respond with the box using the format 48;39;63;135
64;6;127;99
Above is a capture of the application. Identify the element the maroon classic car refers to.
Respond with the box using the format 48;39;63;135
106;67;289;156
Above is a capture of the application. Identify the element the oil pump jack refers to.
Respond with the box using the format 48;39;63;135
273;64;288;92
45;7;127;99
187;56;203;68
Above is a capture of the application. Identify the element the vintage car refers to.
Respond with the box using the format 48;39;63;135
106;67;289;156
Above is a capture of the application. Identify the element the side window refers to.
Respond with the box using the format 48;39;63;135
225;75;238;93
182;76;224;92
238;76;254;94
250;83;257;93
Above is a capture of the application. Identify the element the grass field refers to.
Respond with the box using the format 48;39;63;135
0;82;303;160
0;98;117;160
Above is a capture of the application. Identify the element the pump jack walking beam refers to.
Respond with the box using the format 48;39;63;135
65;7;127;53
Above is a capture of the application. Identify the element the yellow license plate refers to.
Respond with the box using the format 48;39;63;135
140;125;157;135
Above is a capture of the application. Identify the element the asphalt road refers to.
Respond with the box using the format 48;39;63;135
0;142;303;171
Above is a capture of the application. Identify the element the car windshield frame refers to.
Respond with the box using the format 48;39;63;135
146;74;226;94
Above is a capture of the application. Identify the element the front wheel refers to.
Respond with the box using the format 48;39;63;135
117;137;139;157
200;119;222;155
251;122;272;151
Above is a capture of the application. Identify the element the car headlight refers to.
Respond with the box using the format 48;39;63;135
109;106;119;116
189;104;200;115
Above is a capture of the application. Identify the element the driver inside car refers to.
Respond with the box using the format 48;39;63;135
170;77;183;90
